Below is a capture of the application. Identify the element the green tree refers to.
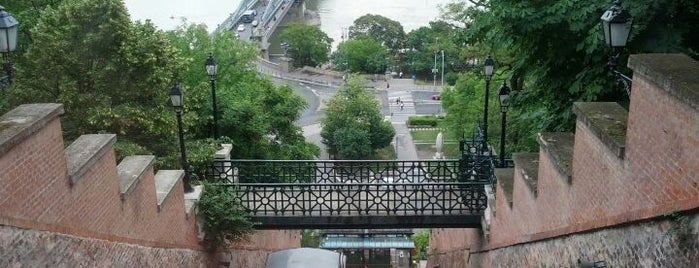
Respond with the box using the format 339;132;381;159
442;0;699;152
166;23;320;161
280;23;333;68
349;14;405;52
332;37;390;73
7;0;185;162
300;230;320;247
411;230;430;260
321;76;394;159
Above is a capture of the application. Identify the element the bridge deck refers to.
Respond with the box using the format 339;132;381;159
233;182;487;229
209;156;496;229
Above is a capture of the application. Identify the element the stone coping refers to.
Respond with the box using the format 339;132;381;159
572;102;628;159
154;170;184;212
495;168;515;207
537;132;575;184
628;53;699;111
512;153;540;197
65;134;117;185
117;155;156;199
0;103;64;157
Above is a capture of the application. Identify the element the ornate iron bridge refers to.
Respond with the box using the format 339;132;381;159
206;132;508;229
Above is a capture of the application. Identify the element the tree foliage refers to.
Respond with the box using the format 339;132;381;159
198;182;255;250
280;23;333;68
321;76;395;159
349;14;406;52
440;0;699;152
401;21;472;81
7;0;184;162
4;0;318;178
411;230;430;260
332;37;390;74
166;23;320;161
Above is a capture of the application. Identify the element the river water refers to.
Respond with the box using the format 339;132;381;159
124;0;451;48
306;0;452;49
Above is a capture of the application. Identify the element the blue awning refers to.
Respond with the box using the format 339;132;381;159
319;236;415;249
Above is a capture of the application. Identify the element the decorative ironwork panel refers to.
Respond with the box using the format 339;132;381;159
230;182;488;217
207;160;475;184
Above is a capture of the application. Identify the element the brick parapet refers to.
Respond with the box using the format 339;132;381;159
468;53;699;257
469;211;699;267
0;104;201;250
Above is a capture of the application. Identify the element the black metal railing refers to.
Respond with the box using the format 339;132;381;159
230;182;487;217
206;159;480;184
201;123;516;227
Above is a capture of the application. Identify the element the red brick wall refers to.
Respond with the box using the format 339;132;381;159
0;114;199;248
0;106;303;266
426;228;477;268
626;72;699;214
462;54;699;267
0;118;67;221
535;147;571;233
569;120;628;227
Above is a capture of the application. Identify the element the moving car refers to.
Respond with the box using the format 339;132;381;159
237;24;245;32
431;94;441;100
251;20;259;27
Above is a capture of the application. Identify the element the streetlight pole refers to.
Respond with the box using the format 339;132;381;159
433;52;437;87
600;0;633;95
169;83;194;193
482;55;495;152
205;53;219;139
441;50;445;86
0;6;19;89
498;82;511;167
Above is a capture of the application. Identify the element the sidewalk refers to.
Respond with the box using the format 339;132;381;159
392;123;419;160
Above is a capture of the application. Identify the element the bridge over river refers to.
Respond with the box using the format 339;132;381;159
216;0;302;56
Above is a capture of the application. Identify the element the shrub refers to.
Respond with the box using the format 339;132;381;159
407;115;439;127
198;183;256;251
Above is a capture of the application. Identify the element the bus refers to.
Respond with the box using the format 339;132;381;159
241;10;255;23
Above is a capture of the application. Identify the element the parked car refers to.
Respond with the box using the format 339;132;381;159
431;94;441;100
251;20;259;27
237;24;245;32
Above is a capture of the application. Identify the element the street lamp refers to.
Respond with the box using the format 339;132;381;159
497;82;511;168
432;51;439;87
281;42;290;57
0;6;19;89
169;83;193;193
482;55;495;152
205;53;219;139
600;0;633;95
440;50;445;86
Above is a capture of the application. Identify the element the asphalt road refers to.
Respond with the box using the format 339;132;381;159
272;78;338;126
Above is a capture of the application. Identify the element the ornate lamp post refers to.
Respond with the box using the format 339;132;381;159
432;52;438;87
601;0;633;95
441;50;445;86
205;53;219;139
482;55;495;152
169;83;193;193
498;82;511;168
0;6;19;88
